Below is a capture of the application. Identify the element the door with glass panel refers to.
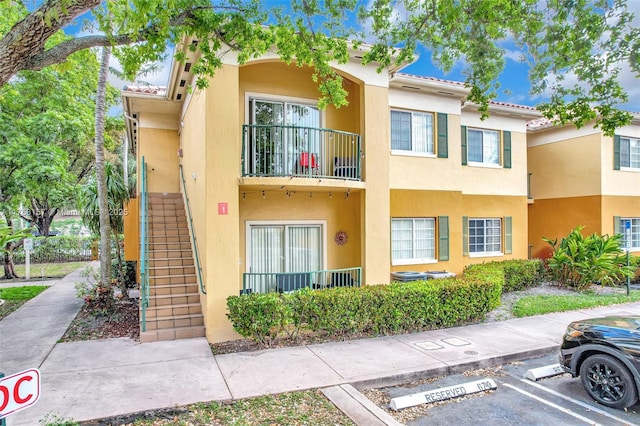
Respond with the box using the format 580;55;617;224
248;98;320;176
248;224;323;292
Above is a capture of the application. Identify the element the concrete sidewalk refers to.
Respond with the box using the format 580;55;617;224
1;267;639;425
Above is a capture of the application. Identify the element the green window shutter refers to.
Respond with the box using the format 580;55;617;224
462;216;469;256
503;131;512;169
614;216;621;235
437;113;448;158
504;216;513;254
461;126;468;165
613;135;621;170
438;216;449;261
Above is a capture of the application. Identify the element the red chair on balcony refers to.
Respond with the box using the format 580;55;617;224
299;151;319;175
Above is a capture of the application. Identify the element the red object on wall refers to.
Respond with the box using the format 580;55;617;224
218;203;228;215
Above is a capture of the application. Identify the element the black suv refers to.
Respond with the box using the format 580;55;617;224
560;316;640;409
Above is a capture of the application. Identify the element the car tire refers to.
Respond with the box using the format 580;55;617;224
579;354;638;409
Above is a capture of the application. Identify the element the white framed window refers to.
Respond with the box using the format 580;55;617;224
246;221;326;273
469;218;502;256
620;137;640;169
467;128;500;165
619;218;640;250
391;218;436;265
391;110;435;155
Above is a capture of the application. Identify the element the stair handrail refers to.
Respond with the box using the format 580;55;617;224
179;164;206;295
140;157;149;331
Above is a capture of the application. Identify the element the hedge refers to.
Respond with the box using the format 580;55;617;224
12;236;93;264
227;268;506;346
464;259;545;293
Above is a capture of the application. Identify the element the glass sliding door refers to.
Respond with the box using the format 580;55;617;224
250;99;285;175
248;98;320;175
248;223;323;291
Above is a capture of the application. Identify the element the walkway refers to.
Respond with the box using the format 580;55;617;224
1;265;638;425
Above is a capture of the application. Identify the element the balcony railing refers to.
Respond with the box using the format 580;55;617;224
242;267;362;294
242;124;362;180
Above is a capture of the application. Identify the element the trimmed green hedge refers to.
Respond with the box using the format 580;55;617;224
12;236;93;264
465;259;545;292
227;272;503;346
227;259;544;346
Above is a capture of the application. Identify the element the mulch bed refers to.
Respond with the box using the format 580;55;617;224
60;301;140;342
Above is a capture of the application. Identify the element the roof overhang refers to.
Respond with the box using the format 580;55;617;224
389;73;469;99
463;100;542;120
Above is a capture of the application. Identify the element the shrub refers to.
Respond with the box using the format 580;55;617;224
111;260;138;288
227;272;502;346
226;293;292;346
543;226;634;291
13;235;93;264
464;259;544;293
74;266;117;316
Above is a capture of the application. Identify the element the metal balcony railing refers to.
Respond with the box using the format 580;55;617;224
241;267;362;294
242;124;362;180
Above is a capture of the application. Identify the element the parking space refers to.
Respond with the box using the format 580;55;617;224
362;354;640;425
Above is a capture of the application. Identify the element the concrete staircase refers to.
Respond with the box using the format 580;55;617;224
140;192;205;342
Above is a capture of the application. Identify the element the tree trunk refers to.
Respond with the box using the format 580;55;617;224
95;46;111;285
20;200;57;236
3;243;19;279
113;230;128;300
2;214;20;279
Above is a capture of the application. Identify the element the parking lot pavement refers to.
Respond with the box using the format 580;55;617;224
362;354;640;426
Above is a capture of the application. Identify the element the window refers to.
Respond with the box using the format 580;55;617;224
619;218;640;250
468;218;502;255
391;110;434;154
248;222;324;273
467;128;500;165
391;218;436;265
620;137;640;169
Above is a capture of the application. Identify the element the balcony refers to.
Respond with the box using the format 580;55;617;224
241;267;362;294
242;125;362;181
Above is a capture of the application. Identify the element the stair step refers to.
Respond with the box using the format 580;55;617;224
149;228;187;236
149;266;196;276
145;303;202;318
149;258;194;267
140;325;205;343
148;209;186;217
148;282;199;296
150;274;197;285
147;242;192;250
147;292;201;307
149;236;191;244
148;223;189;230
148;249;193;259
144;314;204;330
148;192;182;199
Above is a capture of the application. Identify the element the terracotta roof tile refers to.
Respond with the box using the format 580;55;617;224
123;85;167;96
395;72;466;87
488;100;537;111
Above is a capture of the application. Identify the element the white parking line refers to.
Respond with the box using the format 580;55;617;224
519;379;639;426
502;383;603;425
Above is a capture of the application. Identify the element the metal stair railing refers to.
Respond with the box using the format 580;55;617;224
179;164;206;295
139;157;149;332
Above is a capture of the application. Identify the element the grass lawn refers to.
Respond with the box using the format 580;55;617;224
513;290;640;317
62;390;353;426
0;285;49;320
11;261;89;280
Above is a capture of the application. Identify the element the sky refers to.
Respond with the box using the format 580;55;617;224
95;1;640;113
